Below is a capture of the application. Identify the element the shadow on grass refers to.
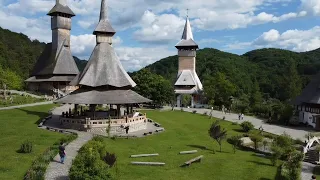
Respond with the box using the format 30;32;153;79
247;160;273;167
187;145;208;150
314;166;320;176
259;178;272;180
17;108;49;124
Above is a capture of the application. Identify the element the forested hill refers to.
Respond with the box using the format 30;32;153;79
0;27;85;89
142;47;320;102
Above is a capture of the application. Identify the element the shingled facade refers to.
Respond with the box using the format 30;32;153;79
25;0;79;95
174;15;203;108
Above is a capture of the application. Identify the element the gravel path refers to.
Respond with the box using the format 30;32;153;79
301;162;316;180
44;132;93;180
0;101;53;111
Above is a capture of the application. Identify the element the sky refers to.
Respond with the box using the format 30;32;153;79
0;0;320;72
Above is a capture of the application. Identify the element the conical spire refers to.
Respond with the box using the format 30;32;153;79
181;16;194;40
99;0;107;21
93;0;116;36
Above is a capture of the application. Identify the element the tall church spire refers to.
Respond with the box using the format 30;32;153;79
93;0;116;38
181;16;194;40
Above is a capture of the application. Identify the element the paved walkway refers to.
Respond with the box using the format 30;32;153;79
0;101;53;111
45;132;93;180
163;107;311;140
301;162;316;180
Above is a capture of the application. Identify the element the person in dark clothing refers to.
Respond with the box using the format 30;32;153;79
59;142;66;164
125;126;130;134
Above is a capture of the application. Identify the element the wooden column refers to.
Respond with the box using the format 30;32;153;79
126;105;129;115
117;105;121;118
130;105;133;114
74;104;78;116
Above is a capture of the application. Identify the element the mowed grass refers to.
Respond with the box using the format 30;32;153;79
103;110;280;180
0;104;65;180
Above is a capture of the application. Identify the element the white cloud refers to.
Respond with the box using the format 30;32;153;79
133;11;185;44
301;0;320;16
225;26;320;52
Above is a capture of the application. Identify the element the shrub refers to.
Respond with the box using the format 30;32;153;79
203;112;208;116
250;133;263;150
103;152;117;167
70;141;112;180
192;110;197;114
240;121;254;132
93;135;105;142
19;140;33;153
227;135;242;153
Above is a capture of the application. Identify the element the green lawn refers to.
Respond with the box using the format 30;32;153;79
0;104;65;180
101;110;280;180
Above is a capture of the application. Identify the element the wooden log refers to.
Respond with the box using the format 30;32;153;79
131;162;165;166
184;155;203;166
179;150;198;154
130;153;159;158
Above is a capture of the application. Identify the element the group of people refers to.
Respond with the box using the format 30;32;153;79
238;113;244;120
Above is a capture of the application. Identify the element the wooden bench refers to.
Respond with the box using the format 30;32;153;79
130;153;159;158
179;150;198;154
182;155;203;167
131;162;165;166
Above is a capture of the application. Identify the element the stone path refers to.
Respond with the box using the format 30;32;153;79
301;162;316;180
0;101;53;111
163;106;311;140
45;132;93;180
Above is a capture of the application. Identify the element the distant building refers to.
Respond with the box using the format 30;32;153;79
174;14;204;108
293;72;320;130
25;0;79;95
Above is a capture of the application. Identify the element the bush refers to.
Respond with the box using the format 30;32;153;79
93;135;105;142
203;112;208;116
240;121;254;132
19;140;33;153
250;133;263;150
103;152;117;167
70;141;112;180
227;135;242;153
192;110;197;114
231;122;238;125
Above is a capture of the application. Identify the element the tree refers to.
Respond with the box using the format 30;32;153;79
262;139;269;151
283;58;302;101
132;69;174;106
208;120;227;153
204;72;236;107
250;133;263;150
228;135;242;153
250;79;263;107
240;121;254;132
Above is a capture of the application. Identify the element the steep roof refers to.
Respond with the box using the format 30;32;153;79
175;70;196;86
175;17;198;48
26;75;76;82
71;42;136;88
55;88;151;104
293;72;320;105
47;0;75;17
93;0;116;35
30;42;79;76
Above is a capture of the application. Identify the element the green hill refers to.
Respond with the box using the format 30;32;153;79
0;27;86;89
143;47;320;101
1;26;320;103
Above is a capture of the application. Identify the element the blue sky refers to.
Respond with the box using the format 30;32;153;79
0;0;320;72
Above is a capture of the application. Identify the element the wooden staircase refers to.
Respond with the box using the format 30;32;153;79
304;148;319;164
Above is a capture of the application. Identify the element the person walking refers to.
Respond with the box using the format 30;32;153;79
241;113;244;120
59;142;66;164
